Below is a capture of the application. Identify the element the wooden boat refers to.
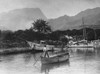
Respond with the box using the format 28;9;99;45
68;18;95;48
68;41;94;48
41;51;69;64
93;40;100;48
26;41;54;52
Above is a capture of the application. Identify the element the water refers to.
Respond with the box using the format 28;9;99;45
0;48;100;74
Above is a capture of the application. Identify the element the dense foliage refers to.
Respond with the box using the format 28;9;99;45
32;19;52;34
0;19;100;48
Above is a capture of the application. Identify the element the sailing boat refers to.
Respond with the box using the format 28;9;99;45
68;18;94;48
27;41;55;52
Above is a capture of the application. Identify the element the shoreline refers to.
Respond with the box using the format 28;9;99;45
0;47;37;55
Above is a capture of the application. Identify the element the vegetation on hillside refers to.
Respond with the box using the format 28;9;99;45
0;19;100;48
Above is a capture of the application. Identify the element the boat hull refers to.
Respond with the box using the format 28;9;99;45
68;44;94;48
27;41;54;52
41;52;69;64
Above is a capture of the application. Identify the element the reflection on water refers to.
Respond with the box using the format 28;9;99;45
0;48;100;74
41;60;70;74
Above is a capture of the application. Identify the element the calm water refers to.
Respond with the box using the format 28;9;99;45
0;48;100;74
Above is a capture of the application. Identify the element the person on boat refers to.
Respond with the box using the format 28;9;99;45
33;44;36;49
43;45;49;58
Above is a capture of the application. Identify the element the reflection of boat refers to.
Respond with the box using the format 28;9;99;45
41;51;69;64
41;60;70;73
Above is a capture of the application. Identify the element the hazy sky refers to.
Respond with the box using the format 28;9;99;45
0;0;100;18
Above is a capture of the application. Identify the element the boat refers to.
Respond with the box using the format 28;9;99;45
40;51;69;64
26;41;54;52
68;18;95;48
68;40;94;48
93;40;100;48
27;41;44;52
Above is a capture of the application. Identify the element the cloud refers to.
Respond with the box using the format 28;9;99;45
84;0;100;4
85;0;96;2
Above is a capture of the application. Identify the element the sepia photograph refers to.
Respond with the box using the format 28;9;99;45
0;0;100;74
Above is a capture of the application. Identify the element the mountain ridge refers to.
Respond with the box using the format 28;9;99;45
48;7;100;30
0;7;100;31
0;8;47;31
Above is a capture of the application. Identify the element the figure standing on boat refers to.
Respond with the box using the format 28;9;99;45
43;45;49;58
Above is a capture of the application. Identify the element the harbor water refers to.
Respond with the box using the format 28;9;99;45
0;48;100;74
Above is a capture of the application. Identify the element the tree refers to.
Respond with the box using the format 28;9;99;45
60;35;68;51
4;31;14;42
32;19;52;34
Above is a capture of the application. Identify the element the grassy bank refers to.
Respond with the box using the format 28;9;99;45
0;47;35;55
0;41;34;55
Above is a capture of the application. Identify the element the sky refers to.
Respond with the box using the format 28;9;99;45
0;0;100;18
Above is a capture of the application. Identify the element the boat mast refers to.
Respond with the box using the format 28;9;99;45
82;17;87;40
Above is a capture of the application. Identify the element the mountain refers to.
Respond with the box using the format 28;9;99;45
0;7;100;31
0;8;47;31
48;7;100;30
48;15;72;30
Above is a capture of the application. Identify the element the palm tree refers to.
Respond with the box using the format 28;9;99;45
32;19;52;34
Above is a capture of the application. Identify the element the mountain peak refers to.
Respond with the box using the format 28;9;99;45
49;7;100;30
75;7;100;18
0;8;47;31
